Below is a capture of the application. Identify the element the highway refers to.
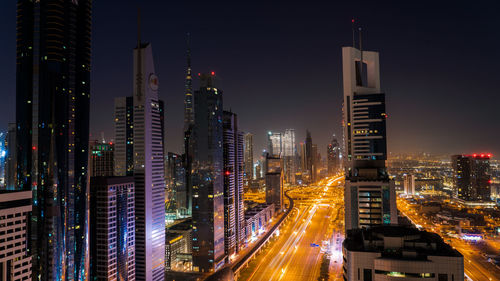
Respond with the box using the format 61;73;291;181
398;198;500;281
238;176;344;281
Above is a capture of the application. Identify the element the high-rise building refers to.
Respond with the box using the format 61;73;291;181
190;73;226;272
222;111;245;260
403;174;416;195
304;130;314;182
15;1;92;279
90;177;135;281
114;96;135;176
243;133;254;181
327;136;340;176
452;154;492;202
342;46;397;231
267;131;282;157
0;190;32;281
265;154;284;212
4;123;16;190
282;129;296;184
183;33;194;132
166;152;188;216
343;226;464;281
89;140;114;177
131;32;166;280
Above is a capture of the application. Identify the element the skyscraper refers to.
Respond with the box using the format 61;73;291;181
305;130;313;182
342;46;397;231
184;33;194;131
15;1;91;279
131;30;166;280
165;152;187;216
327;136;340;176
452;154;492;202
282;129;296;184
4;123;16;190
403;174;416;195
222;111;245;260
89;140;114;177
114;96;135;176
243;133;254;181
191;73;226;272
90;177;135;281
265;153;284;212
267;131;282;157
0;190;32;281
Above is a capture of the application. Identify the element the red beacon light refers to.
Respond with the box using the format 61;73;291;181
211;71;215;76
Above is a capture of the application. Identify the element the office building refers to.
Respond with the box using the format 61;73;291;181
452;154;491;202
15;1;91;279
0;190;32;281
166;152;188;216
312;143;319;181
90;177;135;281
343;226;464;281
244;203;275;243
89;140;114;177
190;73;226;272
282;129;296;184
265;154;284;212
267;131;282;157
114;96;135;176
327;136;340;176
305;130;313;182
342;46;397;231
4;123;16;190
403;174;416;195
166;219;193;271
244;133;254;181
130;32;166;280
222;111;245;260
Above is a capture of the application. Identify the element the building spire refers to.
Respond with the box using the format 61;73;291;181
186;32;191;70
137;7;141;48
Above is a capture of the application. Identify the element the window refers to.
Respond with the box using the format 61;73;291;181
439;274;448;281
363;269;372;281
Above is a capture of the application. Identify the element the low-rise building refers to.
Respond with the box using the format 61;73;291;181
343;225;463;281
244;203;275;243
166;219;193;271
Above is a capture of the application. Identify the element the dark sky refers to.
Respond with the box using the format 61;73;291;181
1;1;500;158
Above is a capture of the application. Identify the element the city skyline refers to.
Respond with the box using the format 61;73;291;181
1;1;500;157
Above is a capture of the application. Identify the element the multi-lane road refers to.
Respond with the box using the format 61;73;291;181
238;176;344;281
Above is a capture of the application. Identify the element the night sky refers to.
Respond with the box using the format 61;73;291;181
1;1;499;158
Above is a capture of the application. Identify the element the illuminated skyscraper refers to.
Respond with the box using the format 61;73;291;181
327;136;340;176
184;33;194;131
403;174;415;195
452;154;492;202
15;1;91;279
89;140;114;177
265;153;284;211
222;111;245;260
267;131;282;157
305;130;314;182
90;177;135;281
131;31;166;280
4;123;16;190
191;73;226;272
244;133;254;181
342;46;397;231
282;129;296;183
166;152;187;216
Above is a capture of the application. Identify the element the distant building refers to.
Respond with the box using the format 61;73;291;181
90;177;135;281
265;154;284;212
244;133;254;181
283;129;297;184
305;130;313;182
342;46;397;231
0;190;32;281
89;140;114;177
4;123;16;190
222;111;245;260
190;73;226;273
343;226;464;281
327;136;340;176
452;154;491;202
267;131;282;157
165;152;187;216
403;174;415;195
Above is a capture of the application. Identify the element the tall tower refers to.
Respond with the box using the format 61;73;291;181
15;1;91;279
223;111;245;260
342;45;397;231
282;129;296;183
191;73;226;272
305;130;313;182
184;33;194;131
133;18;166;280
243;133;254;181
327;135;340;176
